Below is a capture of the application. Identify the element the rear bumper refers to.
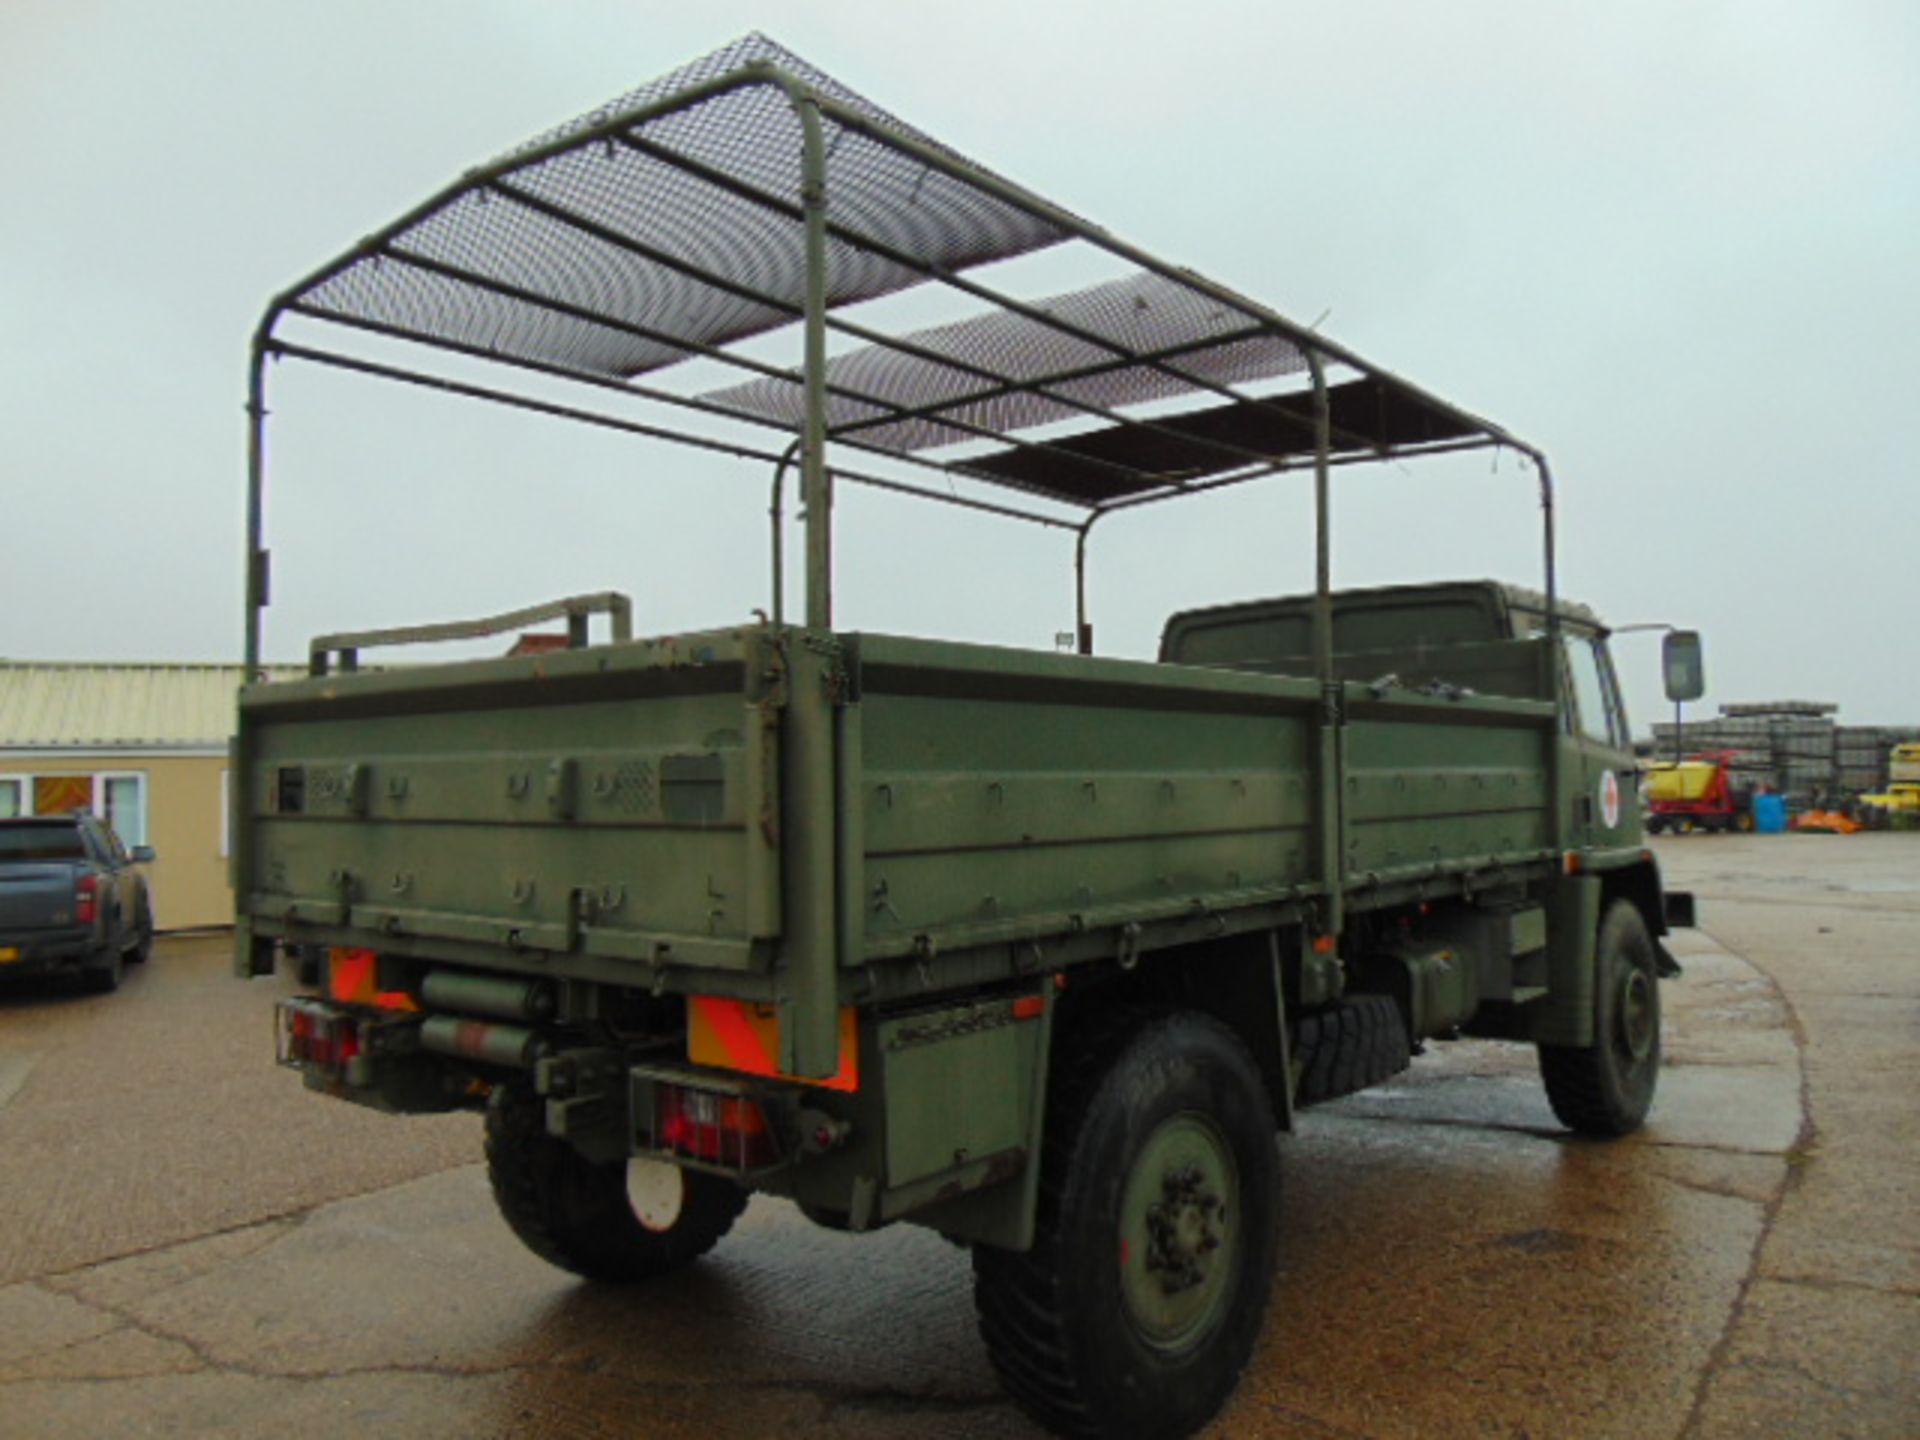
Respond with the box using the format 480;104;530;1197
0;928;100;977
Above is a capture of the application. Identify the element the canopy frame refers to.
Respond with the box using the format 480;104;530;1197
243;34;1572;945
242;33;1560;705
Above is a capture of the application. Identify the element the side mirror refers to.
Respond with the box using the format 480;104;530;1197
1662;630;1705;702
131;845;157;864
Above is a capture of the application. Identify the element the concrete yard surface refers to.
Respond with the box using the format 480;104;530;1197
0;833;1914;1437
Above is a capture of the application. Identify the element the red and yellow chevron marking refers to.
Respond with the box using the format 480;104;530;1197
687;996;859;1092
326;947;419;1011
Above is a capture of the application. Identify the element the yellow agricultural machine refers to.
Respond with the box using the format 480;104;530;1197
1643;751;1754;833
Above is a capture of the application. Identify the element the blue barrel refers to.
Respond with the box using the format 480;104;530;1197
1753;793;1787;833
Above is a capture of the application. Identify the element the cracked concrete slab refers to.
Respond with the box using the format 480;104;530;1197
0;1283;122;1370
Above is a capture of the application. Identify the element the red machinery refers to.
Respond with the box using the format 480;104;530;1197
1643;750;1756;834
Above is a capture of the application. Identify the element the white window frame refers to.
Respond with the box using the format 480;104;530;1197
0;770;149;847
97;771;149;848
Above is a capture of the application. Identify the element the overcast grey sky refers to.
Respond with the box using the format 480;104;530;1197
3;1;1915;728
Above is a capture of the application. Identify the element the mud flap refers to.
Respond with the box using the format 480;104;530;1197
1653;939;1683;979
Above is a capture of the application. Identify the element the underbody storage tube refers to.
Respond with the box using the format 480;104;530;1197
419;1015;546;1068
419;970;555;1023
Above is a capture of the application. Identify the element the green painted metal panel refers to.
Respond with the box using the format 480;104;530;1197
1342;711;1554;878
879;998;1042;1189
240;632;776;976
851;646;1318;960
1532;875;1602;1045
840;634;1557;964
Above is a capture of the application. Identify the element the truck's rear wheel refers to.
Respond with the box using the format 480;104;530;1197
485;1086;747;1282
972;1011;1278;1440
1538;900;1660;1136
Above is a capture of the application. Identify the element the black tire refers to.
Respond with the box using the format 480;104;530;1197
972;1010;1279;1440
1645;816;1666;835
84;943;124;994
485;1086;747;1282
1291;992;1411;1106
125;900;153;964
1538;900;1660;1136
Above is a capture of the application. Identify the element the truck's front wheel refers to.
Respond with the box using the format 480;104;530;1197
485;1087;747;1282
1538;899;1661;1136
972;1011;1278;1440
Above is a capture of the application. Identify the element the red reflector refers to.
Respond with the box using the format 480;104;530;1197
655;1084;777;1169
276;1000;361;1074
1011;994;1046;1020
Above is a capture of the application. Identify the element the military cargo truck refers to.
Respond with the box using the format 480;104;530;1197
237;36;1694;1440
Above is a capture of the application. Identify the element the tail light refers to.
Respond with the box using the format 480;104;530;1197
276;998;364;1073
75;874;97;926
654;1083;778;1171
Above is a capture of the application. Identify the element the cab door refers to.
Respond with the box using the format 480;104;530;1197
1562;631;1637;849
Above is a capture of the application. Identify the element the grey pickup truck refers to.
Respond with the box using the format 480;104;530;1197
0;814;154;992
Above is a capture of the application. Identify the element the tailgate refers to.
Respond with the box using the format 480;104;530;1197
0;864;81;932
235;628;780;978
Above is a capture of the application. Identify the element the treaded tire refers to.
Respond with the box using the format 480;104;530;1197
1291;993;1411;1106
84;944;124;994
485;1086;747;1282
126;901;153;964
1539;899;1661;1136
971;1010;1279;1440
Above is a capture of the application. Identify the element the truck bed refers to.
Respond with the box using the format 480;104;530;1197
237;624;1558;1002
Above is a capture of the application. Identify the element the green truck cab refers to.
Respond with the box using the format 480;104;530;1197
235;37;1693;1440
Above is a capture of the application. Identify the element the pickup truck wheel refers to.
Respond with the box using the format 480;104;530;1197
125;901;153;964
485;1087;747;1282
1538;900;1660;1136
972;1011;1278;1440
84;944;124;994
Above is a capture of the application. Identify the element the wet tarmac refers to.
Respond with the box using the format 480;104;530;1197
0;833;1913;1437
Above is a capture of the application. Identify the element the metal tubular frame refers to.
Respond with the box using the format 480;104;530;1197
268;340;1078;530
310;592;633;676
275;303;1104;522
243;56;1556;690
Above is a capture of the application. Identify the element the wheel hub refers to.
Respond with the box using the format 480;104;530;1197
1119;1114;1241;1351
1616;968;1656;1063
1144;1164;1228;1294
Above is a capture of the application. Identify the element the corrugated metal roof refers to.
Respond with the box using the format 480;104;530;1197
0;663;305;750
